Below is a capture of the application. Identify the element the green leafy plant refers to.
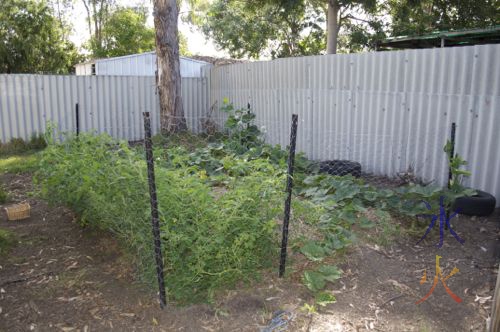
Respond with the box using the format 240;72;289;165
36;132;285;303
303;264;342;292
0;184;8;203
0;133;46;155
315;291;337;306
221;100;263;153
0;228;16;256
0;153;41;174
443;140;476;202
300;302;317;314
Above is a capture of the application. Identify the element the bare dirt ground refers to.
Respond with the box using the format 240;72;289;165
1;173;498;332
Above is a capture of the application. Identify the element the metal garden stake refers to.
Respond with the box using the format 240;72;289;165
279;114;298;277
143;112;167;308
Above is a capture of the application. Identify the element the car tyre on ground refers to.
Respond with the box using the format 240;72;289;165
452;190;496;217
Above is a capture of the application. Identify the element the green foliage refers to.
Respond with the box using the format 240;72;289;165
0;0;81;74
387;0;498;37
178;32;191;56
295;139;477;280
199;0;326;58
221;101;263;152
315;291;336;306
303;264;342;292
444;140;471;189
300;302;317;314
35;133;285;303
88;6;155;58
0;153;41;174
300;241;328;261
0;228;16;256
0;134;47;156
0;184;8;204
195;0;386;57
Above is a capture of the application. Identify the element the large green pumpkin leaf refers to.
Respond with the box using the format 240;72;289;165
300;241;327;261
315;291;337;306
303;271;326;292
317;265;342;282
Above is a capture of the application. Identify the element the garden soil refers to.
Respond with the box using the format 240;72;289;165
1;173;498;332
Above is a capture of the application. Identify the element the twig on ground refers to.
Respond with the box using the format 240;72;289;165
378;294;405;308
0;271;54;287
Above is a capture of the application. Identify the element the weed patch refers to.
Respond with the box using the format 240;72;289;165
0;133;46;155
0;153;41;174
36;133;286;303
0;184;8;203
34;104;475;304
0;228;16;256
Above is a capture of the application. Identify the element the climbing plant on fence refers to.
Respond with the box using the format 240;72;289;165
35;132;286;303
34;104;477;306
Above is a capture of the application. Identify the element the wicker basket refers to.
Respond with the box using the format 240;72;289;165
5;202;31;221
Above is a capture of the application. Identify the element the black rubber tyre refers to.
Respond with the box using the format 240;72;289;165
312;160;362;178
452;190;496;217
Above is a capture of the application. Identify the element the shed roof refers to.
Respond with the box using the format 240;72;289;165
76;52;212;67
378;26;500;50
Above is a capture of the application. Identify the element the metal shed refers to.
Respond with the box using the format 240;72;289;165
75;52;211;77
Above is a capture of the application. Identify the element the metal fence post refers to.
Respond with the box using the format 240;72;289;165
143;112;167;308
447;122;456;189
75;103;80;137
446;122;456;229
279;114;298;277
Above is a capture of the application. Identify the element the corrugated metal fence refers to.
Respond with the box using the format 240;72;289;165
0;75;209;142
1;44;499;205
210;44;500;205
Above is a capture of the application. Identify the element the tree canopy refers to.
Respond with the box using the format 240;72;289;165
192;0;384;58
190;0;498;58
88;7;156;58
0;0;81;74
199;0;326;58
85;3;190;58
387;0;499;36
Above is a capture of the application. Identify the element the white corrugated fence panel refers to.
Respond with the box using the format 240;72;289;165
0;75;209;142
210;44;500;206
1;45;499;206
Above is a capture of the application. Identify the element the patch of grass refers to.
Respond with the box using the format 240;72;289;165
0;133;46;155
0;184;8;203
0;152;41;174
0;228;16;256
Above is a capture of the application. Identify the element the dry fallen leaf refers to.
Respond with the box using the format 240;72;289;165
60;327;75;332
265;297;279;301
120;313;135;317
475;295;492;304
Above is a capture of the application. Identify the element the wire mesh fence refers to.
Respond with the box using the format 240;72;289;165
31;100;473;308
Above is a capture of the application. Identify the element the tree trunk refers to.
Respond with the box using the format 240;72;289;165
82;0;92;38
153;0;187;134
326;0;339;54
92;1;100;47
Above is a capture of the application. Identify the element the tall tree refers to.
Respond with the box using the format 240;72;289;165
153;0;187;133
47;0;73;38
0;0;81;74
81;0;115;54
324;0;379;54
89;7;156;58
